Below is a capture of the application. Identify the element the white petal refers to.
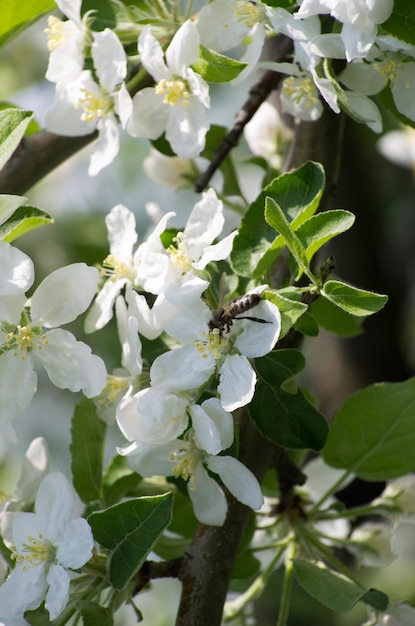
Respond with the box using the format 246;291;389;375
184;188;224;260
218;354;256;412
106;203;137;259
88;114;120;176
92;29;126;92
0;353;36;425
124;440;178;476
0;242;34;294
138;25;170;82
153;296;210;344
16;437;49;503
125;290;162;340
127;88;169;139
84;277;126;333
33;472;74;536
201;397;234;451
234;300;281;358
38;329;107;397
46;31;84;83
56;518;94;569
116;387;188;445
45;564;70;620
166;20;200;75
31;263;99;327
0;293;26;324
150;344;215;391
207;455;263;510
193;231;237;270
56;0;82;25
392;63;415;122
116;297;142;376
190;404;222;455
165;99;209;158
345;91;383;133
188;463;227;526
163;275;210;305
44;72;97;136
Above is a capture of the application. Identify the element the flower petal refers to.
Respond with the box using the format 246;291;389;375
166;20;200;74
106;203;137;259
234;300;281;358
88;114;120;176
38;329;107;397
150;344;215;391
84;277;126;333
45;563;70;621
138;25;169;82
218;354;256;412
56;518;94;569
183;188;224;260
31;263;99;327
188;463;227;526
190;404;222;455
0;352;36;425
0;242;33;295
165;98;209;158
207;455;264;510
92;29;126;92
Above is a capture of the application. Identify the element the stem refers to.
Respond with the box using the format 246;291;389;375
277;541;296;626
224;543;288;621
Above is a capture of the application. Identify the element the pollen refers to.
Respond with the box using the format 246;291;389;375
170;440;205;484
167;232;192;272
12;534;56;570
374;56;400;82
155;78;191;107
99;375;130;408
75;89;113;123
101;253;136;281
195;329;226;360
5;325;47;358
234;1;265;28
282;76;319;108
45;15;77;52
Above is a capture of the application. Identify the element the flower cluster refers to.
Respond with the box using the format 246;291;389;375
43;0;415;177
86;189;281;525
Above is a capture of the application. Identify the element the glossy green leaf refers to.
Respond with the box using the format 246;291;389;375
81;603;113;626
265;196;312;280
263;289;308;338
0;205;53;242
193;45;247;82
323;378;415;480
382;0;415;45
0;0;54;46
322;280;388;316
0;109;33;170
231;161;325;277
296;210;355;262
250;351;328;450
88;493;173;589
293;560;388;612
310;297;363;337
70;398;106;503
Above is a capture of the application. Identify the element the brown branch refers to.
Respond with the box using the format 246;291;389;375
194;35;293;193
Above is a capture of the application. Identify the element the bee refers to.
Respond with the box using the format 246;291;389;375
208;292;271;336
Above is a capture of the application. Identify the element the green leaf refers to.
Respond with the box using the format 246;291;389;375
0;205;53;242
323;378;415;480
231;161;325;277
294;311;319;337
293;560;379;613
322;280;388;316
250;351;328;450
80;603;113;626
296;210;355;262
103;455;143;507
310;297;363;337
70;398;106;503
263;289;308;338
265;196;312;280
382;0;415;46
192;45;247;83
361;588;389;611
0;109;33;170
0;0;55;46
88;493;173;590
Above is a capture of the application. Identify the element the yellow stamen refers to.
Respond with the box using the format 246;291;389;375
155;78;191;107
45;15;78;52
75;89;113;123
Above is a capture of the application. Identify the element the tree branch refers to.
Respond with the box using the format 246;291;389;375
194;35;293;193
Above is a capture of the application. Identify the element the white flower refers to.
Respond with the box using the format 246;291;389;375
126;20;210;158
143;148;198;188
150;291;281;412
2;472;94;621
363;603;415;626
377;127;415;169
377;475;415;517
0;568;33;625
45;28;129;175
244;101;293;169
295;0;394;61
119;399;263;526
84;204;174;335
0;263;107;425
45;0;87;83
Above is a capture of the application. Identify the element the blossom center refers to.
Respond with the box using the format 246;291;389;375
12;534;56;571
374;55;401;82
101;253;136;282
3;324;47;359
155;78;191;107
45;16;77;51
75;89;113;122
167;232;193;272
171;440;205;483
282;76;319;108
234;2;265;28
195;328;227;360
99;375;130;409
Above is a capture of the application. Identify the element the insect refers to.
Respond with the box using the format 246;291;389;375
208;292;272;336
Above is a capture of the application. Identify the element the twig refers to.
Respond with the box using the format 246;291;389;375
194;35;293;193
